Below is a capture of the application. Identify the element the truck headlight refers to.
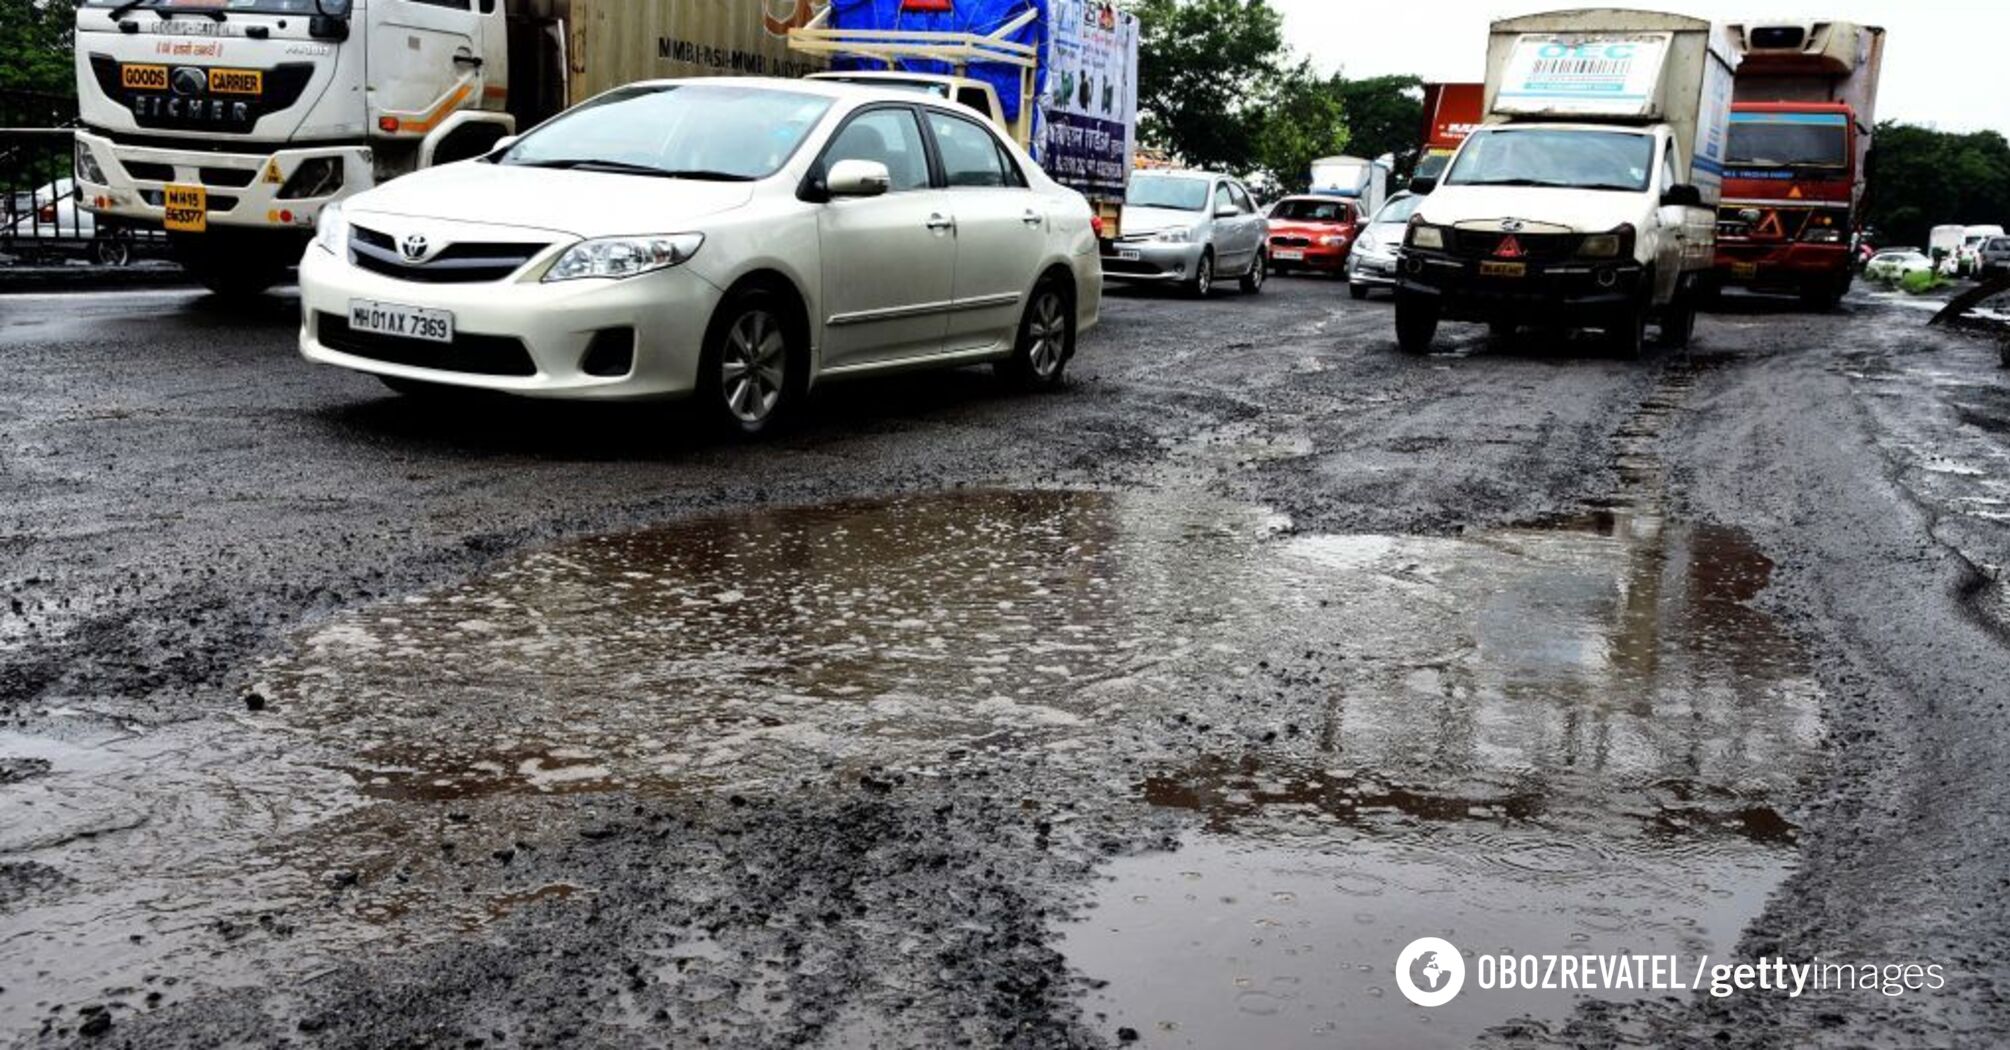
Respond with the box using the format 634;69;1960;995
1407;223;1445;250
1802;227;1845;244
1577;224;1634;258
314;202;347;256
74;140;107;185
544;234;704;281
1151;226;1195;243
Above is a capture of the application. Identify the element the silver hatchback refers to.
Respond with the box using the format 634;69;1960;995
1102;170;1270;297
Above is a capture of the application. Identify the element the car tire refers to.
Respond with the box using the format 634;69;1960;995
1238;250;1267;294
995;278;1074;390
1394;292;1439;354
90;238;131;268
1348;282;1370;301
1184;251;1214;299
700;287;801;438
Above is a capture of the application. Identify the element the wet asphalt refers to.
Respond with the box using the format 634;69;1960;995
1;276;2006;1048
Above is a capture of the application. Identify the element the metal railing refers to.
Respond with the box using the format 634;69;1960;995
2;88;164;266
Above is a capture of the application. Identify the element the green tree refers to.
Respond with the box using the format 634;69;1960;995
0;0;75;98
1126;0;1289;171
1252;65;1348;193
1865;122;2010;250
1333;75;1423;175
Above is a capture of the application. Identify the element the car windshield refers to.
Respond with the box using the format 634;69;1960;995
1372;194;1421;225
1989;238;2010;251
1270;199;1349;222
1128;175;1211;211
1727;115;1848;168
499;84;833;181
1446;128;1655;192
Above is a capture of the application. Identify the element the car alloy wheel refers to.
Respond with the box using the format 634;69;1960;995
721;308;786;426
1188;253;1213;298
1026;288;1068;379
1240;251;1266;294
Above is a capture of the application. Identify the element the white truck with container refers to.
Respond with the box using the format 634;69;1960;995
1396;9;1738;356
68;0;823;297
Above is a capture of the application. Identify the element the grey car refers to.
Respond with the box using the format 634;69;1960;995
1102;170;1269;297
1344;191;1422;300
1980;236;2010;281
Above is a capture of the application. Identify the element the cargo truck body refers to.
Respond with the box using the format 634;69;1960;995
1414;82;1484;185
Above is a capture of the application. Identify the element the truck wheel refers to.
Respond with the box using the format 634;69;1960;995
1799;277;1848;311
90;238;132;268
1184;251;1214;299
1394;292;1439;354
1238;251;1267;294
171;232;289;298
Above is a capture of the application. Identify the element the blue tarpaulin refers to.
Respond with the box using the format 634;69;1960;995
827;0;1047;123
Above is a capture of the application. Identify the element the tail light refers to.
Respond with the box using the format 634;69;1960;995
38;203;57;223
1090;215;1105;238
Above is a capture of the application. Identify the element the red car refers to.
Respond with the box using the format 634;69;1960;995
1265;195;1363;275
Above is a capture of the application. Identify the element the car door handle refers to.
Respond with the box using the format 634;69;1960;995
926;214;955;232
1021;210;1044;227
453;53;485;69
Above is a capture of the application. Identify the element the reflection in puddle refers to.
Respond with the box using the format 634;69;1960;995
1;489;1823;1042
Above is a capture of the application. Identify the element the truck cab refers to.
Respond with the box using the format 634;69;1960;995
71;0;518;295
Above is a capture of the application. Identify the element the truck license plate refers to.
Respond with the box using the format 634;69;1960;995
349;299;455;344
1480;261;1526;278
1733;262;1758;279
163;184;206;234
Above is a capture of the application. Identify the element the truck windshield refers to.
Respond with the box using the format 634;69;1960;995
498;85;833;181
82;0;320;12
1127;175;1210;211
1727;117;1847;168
1445;128;1655;192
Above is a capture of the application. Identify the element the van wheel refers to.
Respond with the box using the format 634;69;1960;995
1657;294;1696;349
1608;300;1650;360
1238;250;1267;294
995;279;1074;390
1348;282;1370;300
1394;292;1439;354
1185;251;1214;298
701;288;801;437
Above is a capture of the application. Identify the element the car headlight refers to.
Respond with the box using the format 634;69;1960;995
1407;223;1445;250
544;234;705;282
1357;232;1378;253
314;202;347;256
1577;225;1634;258
74;140;107;185
1151;226;1194;244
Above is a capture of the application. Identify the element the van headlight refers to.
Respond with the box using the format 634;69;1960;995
544;234;704;281
1577;224;1634;258
314;202;347;256
1407;222;1445;250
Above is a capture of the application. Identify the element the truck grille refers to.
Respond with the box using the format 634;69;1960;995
317;313;537;377
349;225;551;284
86;55;317;136
1445;230;1583;261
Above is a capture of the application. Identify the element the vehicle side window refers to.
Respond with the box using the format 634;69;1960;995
1228;183;1256;213
822;108;931;192
926;110;1010;188
408;0;472;9
1661;143;1679;191
1214;183;1235;215
994;140;1028;188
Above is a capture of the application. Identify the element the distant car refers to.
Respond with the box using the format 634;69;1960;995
1;178;134;266
1954;225;2006;277
1343;192;1421;300
1979;237;2010;280
1863;249;1933;283
1264;195;1361;276
1103;169;1269;297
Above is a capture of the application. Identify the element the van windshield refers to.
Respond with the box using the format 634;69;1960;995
1445;128;1655;192
499;85;832;181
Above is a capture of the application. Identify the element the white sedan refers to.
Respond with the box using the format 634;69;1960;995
1863;249;1933;284
299;78;1101;434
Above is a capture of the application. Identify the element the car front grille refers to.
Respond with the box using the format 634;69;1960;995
316;312;538;377
1270;235;1313;247
1445;229;1582;261
349;224;550;284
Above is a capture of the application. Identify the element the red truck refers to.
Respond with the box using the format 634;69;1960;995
1712;21;1886;308
1413;83;1484;185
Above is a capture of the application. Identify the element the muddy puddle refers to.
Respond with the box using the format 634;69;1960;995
0;482;1824;1042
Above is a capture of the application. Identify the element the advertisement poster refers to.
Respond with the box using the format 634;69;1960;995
1040;0;1138;199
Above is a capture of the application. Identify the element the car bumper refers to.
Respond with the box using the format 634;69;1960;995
1713;241;1851;289
1101;240;1206;282
73;129;369;236
1346;251;1400;287
1397;251;1646;320
297;245;725;400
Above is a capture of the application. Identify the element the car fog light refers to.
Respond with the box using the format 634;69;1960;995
1596;267;1619;288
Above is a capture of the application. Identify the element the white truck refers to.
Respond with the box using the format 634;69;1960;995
69;0;822;296
1308;154;1391;218
1396;9;1739;356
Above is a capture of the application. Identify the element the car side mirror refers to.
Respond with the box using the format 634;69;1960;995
1408;175;1438;195
827;159;891;199
1215;205;1239;219
1661;183;1703;208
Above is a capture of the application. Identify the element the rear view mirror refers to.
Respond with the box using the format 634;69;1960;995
827;159;891;199
1661;183;1703;208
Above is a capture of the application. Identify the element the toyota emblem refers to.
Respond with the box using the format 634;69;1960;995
400;234;430;261
170;67;208;96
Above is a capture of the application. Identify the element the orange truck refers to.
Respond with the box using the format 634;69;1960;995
1711;21;1885;308
1413;82;1484;184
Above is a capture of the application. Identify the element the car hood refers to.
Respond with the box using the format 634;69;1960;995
345;162;759;239
1411;184;1649;236
1121;205;1208;237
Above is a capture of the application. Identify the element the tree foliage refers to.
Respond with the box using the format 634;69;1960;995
1864;122;2010;250
0;0;75;98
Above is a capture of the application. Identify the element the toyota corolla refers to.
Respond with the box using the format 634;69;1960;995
298;78;1101;435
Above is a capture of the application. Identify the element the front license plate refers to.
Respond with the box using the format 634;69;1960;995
1732;262;1758;279
349;299;454;344
162;184;206;233
1274;249;1305;261
1480;260;1526;278
1117;249;1141;261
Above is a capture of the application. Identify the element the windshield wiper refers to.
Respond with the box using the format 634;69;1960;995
513;159;753;181
1457;178;1576;188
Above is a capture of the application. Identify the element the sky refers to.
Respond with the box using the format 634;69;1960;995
1272;1;2009;137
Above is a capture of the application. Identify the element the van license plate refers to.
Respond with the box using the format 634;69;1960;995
1480;261;1526;278
163;184;206;233
349;300;455;344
